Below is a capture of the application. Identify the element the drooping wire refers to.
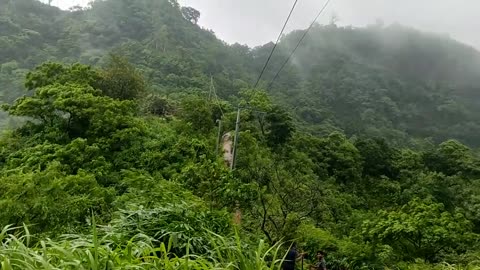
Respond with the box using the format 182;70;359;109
253;0;300;88
267;0;332;90
210;77;225;118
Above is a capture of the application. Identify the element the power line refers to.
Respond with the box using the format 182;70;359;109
267;0;332;90
209;77;225;118
213;85;224;118
254;0;300;88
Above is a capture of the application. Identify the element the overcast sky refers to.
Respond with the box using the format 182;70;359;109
50;0;480;49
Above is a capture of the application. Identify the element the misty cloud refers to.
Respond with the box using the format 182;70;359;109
49;0;89;9
181;0;480;49
50;0;480;49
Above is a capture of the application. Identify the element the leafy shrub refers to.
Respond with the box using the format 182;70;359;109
0;164;115;234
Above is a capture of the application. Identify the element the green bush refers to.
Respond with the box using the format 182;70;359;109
0;164;115;234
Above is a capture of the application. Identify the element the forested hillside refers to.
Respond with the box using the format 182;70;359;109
2;0;480;146
264;24;480;146
2;0;480;269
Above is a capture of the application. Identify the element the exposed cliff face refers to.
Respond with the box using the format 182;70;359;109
222;132;233;168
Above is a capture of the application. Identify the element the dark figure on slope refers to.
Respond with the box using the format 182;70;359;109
310;251;327;270
282;243;305;270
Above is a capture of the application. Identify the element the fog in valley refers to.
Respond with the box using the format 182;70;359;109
5;0;480;268
52;0;480;49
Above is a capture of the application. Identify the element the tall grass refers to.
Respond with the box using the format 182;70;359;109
0;225;285;269
3;225;480;270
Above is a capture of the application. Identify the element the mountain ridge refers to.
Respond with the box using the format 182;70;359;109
2;0;480;146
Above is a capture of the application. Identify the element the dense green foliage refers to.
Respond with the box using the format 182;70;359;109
2;0;480;269
266;24;480;146
3;0;480;147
